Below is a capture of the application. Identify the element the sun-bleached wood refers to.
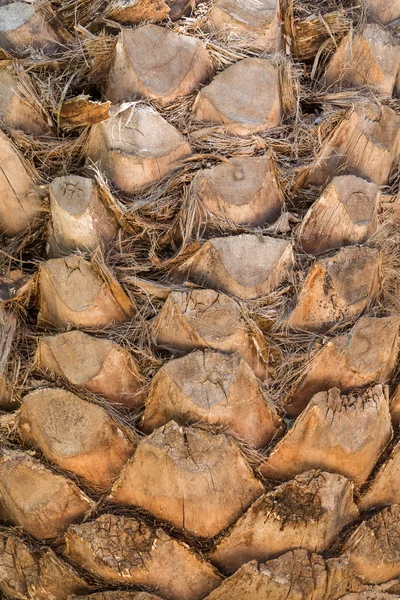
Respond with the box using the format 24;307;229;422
106;25;213;106
287;246;381;333
261;385;392;486
196;155;284;229
0;532;92;600
152;289;269;379
208;0;281;52
0;2;65;55
305;103;400;188
324;24;400;97
17;388;135;490
209;470;358;574
181;234;294;300
287;315;399;416
343;504;400;584
36;330;143;408
86;104;192;192
37;255;135;330
0;449;94;540
204;550;355;600
0;66;49;135
192;58;282;135
108;421;264;537
299;176;380;255
65;513;221;600
47;175;118;256
0;129;41;236
141;350;281;448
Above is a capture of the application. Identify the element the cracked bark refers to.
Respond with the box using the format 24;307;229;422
204;549;357;600
209;470;358;574
37;255;135;330
287;246;381;334
108;421;264;538
152;289;270;379
141;349;280;448
262;385;392;486
343;504;400;584
287;315;399;416
65;513;221;600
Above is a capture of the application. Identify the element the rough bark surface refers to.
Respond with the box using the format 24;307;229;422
196;155;284;229
359;440;400;512
71;594;162;600
0;449;94;540
261;385;392;486
0;374;13;410
287;315;399;416
36;330;143;407
391;384;400;425
0;129;41;236
106;25;213;105
0;532;92;600
86;105;192;192
324;24;400;97
192;58;282;135
181;234;294;300
0;309;17;410
298;176;380;255
152;289;269;379
108;0;170;24
17;387;135;490
364;0;400;24
339;593;399;600
208;0;281;52
141;349;281;447
37;255;135;330
47;175;118;257
204;550;356;600
65;513;221;600
343;504;400;584
304;103;400;188
0;2;64;55
108;421;264;537
209;470;358;574
0;66;50;135
287;246;381;333
58;96;110;129
1;3;400;599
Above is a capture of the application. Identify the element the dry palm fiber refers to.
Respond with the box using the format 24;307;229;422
1;0;400;598
281;0;364;61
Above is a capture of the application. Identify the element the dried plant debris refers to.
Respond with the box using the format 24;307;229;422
1;0;400;598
